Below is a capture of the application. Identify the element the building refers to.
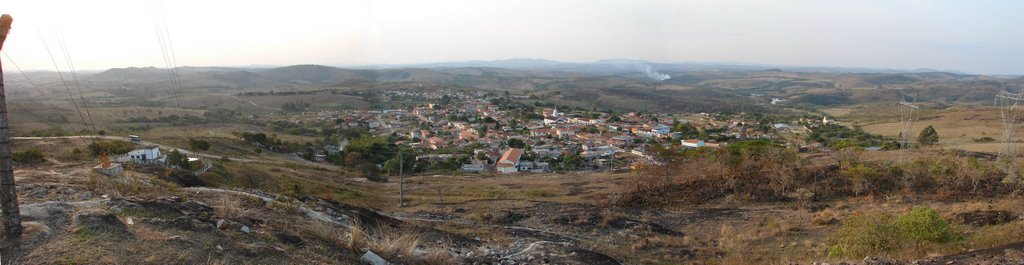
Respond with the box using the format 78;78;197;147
681;139;706;148
127;146;162;162
681;139;721;148
461;163;486;173
496;148;524;174
651;125;671;135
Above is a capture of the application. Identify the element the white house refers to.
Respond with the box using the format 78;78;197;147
127;146;162;162
496;148;524;174
681;139;705;148
652;125;671;136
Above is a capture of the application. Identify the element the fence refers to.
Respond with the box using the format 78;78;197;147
111;154;214;175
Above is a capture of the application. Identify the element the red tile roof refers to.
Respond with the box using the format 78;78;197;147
497;148;523;168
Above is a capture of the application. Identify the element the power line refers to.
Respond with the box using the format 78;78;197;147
35;27;92;140
2;52;51;102
56;34;96;133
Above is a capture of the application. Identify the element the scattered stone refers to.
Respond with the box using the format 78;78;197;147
216;245;224;251
863;256;899;265
955;210;1017;227
126;217;134;225
74;210;129;235
274;232;304;246
241;226;251;234
360;250;388;265
216;219;229;230
19;201;74;234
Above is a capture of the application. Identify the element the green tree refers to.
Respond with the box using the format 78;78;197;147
12;148;45;164
477;126;488;138
507;138;526;148
167;149;191;170
188;138;211;151
918;125;938;145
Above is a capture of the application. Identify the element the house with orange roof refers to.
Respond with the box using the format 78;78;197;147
496;148;524;174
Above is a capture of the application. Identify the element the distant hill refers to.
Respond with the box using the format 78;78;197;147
5;61;1017;113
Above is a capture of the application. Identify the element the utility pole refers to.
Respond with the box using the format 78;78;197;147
398;147;404;207
0;14;20;239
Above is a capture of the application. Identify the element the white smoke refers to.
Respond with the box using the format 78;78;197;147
643;65;671;81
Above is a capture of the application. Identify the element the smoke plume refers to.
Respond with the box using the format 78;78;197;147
643;65;671;81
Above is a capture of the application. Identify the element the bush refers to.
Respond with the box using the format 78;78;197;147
13;148;46;163
89;140;135;155
188;138;211;151
897;206;958;243
828;206;960;258
827;212;900;258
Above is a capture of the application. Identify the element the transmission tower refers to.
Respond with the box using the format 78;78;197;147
897;95;919;162
995;89;1024;180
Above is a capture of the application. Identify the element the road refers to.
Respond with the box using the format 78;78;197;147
11;135;331;168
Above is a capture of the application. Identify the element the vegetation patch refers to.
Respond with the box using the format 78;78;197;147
828;206;960;259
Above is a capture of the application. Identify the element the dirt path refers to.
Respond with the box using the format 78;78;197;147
12;135;341;170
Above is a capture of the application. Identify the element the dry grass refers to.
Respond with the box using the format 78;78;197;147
86;172;180;197
216;195;250;219
366;226;420;262
812;208;840;226
306;221;345;247
345;221;454;265
347;221;366;252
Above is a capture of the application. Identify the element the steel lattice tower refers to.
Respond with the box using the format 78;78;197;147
996;89;1024;180
898;96;919;163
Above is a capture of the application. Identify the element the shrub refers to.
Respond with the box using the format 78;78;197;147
828;206;960;258
89;140;134;155
13;148;46;163
896;206;958;243
827;212;900;258
844;164;882;195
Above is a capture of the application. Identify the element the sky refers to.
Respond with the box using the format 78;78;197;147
0;0;1021;75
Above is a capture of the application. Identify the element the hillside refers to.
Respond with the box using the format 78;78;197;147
4;62;1019;116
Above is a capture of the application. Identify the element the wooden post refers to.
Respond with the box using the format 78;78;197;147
0;14;19;239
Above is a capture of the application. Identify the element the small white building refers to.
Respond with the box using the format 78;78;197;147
496;148;524;174
127;146;162;162
652;125;671;136
681;139;705;148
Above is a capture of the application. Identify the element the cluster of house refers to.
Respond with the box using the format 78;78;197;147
292;90;828;174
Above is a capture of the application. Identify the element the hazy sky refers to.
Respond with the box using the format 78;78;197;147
0;0;1021;74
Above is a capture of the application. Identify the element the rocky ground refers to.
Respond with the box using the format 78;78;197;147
1;162;625;264
6;157;1024;264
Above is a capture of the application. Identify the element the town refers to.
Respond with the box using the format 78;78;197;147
267;89;860;176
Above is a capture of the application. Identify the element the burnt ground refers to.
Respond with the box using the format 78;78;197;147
2;162;626;264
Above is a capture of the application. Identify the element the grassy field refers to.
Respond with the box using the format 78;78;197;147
240;93;369;110
834;105;1019;153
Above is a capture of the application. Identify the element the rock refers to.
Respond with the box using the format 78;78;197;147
216;219;229;230
126;217;134;225
20;201;73;233
360;250;389;265
955;210;1017;227
241;226;251;234
274;232;304;246
73;210;129;235
216;245;224;251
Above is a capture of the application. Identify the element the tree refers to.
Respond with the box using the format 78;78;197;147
507;138;526;149
918;125;938;145
12;148;44;164
188;138;211;151
477;126;487;138
167;149;191;170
